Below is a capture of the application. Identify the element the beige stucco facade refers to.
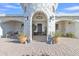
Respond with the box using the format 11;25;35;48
55;16;79;38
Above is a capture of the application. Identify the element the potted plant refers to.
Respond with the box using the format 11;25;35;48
18;32;28;44
52;32;61;44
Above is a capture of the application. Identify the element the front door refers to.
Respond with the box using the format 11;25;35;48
37;24;42;34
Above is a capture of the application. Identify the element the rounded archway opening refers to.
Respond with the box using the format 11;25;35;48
55;20;75;36
32;11;48;42
1;20;24;39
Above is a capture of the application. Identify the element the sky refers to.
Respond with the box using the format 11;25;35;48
56;3;79;15
0;3;24;16
0;3;79;16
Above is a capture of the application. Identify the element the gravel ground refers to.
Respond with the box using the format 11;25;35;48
0;37;79;56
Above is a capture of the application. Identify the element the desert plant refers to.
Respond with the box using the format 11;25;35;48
60;32;65;37
18;32;26;37
66;32;75;38
18;32;28;44
52;32;62;44
52;32;62;37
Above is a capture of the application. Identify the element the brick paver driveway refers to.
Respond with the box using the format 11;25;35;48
0;37;79;56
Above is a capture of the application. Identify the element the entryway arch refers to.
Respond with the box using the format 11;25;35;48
32;11;48;42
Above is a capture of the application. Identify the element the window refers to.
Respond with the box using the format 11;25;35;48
36;15;43;19
56;24;59;30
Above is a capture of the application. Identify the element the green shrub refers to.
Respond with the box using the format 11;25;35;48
52;32;62;37
66;32;75;38
60;32;65;37
18;32;26;37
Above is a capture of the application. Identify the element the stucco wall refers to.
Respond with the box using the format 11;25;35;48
24;18;30;37
0;16;24;23
75;22;79;38
65;22;75;33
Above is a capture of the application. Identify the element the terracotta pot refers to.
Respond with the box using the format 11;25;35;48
18;36;27;44
53;37;60;44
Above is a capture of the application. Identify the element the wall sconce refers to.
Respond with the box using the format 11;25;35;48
24;16;29;21
49;15;54;22
50;15;54;20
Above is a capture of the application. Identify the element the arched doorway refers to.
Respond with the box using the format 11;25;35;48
32;11;48;42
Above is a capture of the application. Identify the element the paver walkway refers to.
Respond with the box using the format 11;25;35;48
33;36;47;42
0;37;79;56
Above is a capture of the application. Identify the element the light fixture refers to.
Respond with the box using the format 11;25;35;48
49;15;54;22
24;16;29;21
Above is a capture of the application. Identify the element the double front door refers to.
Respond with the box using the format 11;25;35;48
37;24;42;34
